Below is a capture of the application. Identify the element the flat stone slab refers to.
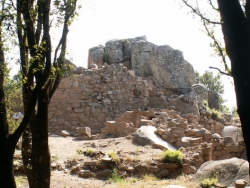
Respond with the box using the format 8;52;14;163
133;126;176;150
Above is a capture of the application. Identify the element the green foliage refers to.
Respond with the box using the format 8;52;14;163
108;151;120;164
102;51;110;63
121;38;129;46
3;68;23;133
200;176;218;188
195;70;224;94
203;99;208;106
161;150;183;163
76;148;83;155
206;107;221;119
231;106;239;117
109;169;123;183
196;70;229;112
84;148;94;156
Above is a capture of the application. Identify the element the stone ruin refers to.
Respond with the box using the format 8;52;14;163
48;36;244;176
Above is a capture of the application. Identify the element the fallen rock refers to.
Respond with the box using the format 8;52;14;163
76;126;91;137
61;130;70;137
193;158;249;186
133;126;176;150
78;170;95;178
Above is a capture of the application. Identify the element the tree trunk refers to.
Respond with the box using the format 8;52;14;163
0;140;16;188
30;88;51;188
0;17;16;187
217;0;250;171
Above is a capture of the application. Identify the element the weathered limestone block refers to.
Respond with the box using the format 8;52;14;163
192;84;208;106
131;40;156;77
169;119;188;128
149;45;194;88
169;90;199;115
88;45;105;68
77;126;91;137
105;121;135;137
105;40;123;63
220;126;240;144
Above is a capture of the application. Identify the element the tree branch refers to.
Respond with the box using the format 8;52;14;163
202;18;229;72
209;0;219;11
182;0;221;24
209;66;232;76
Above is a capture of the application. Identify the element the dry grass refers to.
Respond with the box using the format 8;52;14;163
105;174;200;188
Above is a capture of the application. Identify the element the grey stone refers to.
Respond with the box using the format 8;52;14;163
193;158;250;186
156;169;169;178
192;84;208;106
169;90;199;115
208;90;220;110
149;45;194;88
220;126;240;144
105;39;123;63
131;40;156;77
74;66;84;74
133;126;176;150
88;45;104;68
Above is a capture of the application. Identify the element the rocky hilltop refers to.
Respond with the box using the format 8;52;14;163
88;36;196;89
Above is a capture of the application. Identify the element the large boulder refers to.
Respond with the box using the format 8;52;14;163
131;41;196;88
168;89;199;115
149;45;193;88
133;125;176;150
193;84;208;106
193;158;249;186
220;125;240;144
87;36;196;89
131;40;156;77
105;39;123;63
208;90;220;110
185;61;196;85
87;45;104;68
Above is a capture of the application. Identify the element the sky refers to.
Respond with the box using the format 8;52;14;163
53;0;236;109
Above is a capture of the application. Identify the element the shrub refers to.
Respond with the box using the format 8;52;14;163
203;99;208;106
200;177;218;188
84;148;94;157
162;150;183;163
206;107;221;119
108;151;120;164
76;148;83;155
109;169;123;183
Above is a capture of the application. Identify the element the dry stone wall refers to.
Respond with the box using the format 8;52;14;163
48;64;176;135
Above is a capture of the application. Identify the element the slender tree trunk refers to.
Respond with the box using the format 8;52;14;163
0;139;16;188
0;17;16;187
30;88;51;188
217;0;250;172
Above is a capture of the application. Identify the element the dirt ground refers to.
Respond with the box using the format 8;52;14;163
15;135;199;188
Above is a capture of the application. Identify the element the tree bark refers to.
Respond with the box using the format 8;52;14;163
30;88;51;188
0;16;16;187
217;0;250;172
0;141;16;188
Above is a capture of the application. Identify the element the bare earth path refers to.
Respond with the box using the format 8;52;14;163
16;135;199;188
